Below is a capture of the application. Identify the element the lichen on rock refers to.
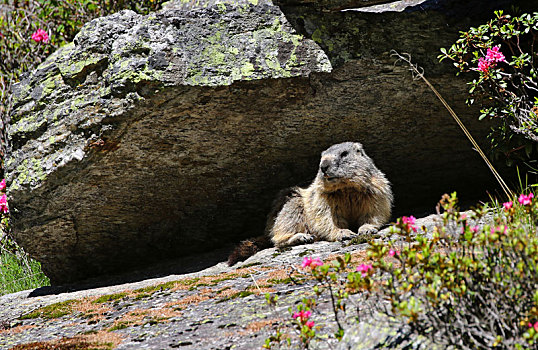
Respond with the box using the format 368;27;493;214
6;0;330;284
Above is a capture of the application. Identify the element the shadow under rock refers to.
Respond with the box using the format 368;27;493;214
28;244;234;297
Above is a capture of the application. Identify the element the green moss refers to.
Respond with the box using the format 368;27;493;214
15;159;29;186
266;277;294;285
240;262;262;268
311;28;323;44
216;3;226;13
298;250;313;257
31;158;46;182
217;286;232;294
5;157;14;169
241;62;255;77
348;233;380;246
278;246;292;253
111;58;164;85
134;277;200;295
108;322;130;331
93;292;128;304
133;293;151;300
57;51;104;80
20;300;77;319
217;290;254;303
134;281;178;294
40;75;62;97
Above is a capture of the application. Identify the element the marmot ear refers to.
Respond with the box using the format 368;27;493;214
354;142;365;155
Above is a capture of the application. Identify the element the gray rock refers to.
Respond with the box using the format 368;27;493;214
0;211;492;349
5;0;510;283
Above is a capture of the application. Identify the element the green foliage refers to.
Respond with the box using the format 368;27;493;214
0;181;49;295
0;235;50;295
268;192;538;349
439;11;538;170
372;192;538;349
92;292;128;304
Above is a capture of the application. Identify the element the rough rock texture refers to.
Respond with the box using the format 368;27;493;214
6;0;515;283
6;0;331;284
0;214;474;349
274;0;396;11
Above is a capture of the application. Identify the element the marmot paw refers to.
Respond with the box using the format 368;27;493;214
287;233;314;246
338;229;358;241
358;224;379;235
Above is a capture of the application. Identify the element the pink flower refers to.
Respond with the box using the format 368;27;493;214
388;249;397;257
485;46;506;63
0;179;6;191
503;201;513;210
301;256;323;269
470;225;479;233
518;193;534;206
301;257;312;269
305;320;315;328
490;225;507;235
31;29;49;43
529;321;538;332
311;258;323;267
356;263;373;277
477;57;491;72
0;194;8;214
292;310;311;321
401;216;417;232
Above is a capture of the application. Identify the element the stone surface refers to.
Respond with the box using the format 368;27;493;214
0;212;491;349
6;0;515;283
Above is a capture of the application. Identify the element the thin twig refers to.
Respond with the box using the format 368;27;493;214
391;50;513;200
250;274;262;294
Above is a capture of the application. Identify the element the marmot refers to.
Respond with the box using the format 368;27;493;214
228;142;393;265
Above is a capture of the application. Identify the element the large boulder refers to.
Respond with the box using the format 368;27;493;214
6;0;512;283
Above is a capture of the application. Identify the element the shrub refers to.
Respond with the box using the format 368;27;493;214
439;11;538;169
266;192;538;349
371;192;538;349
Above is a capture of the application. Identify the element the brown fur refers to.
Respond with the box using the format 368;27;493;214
228;142;393;265
227;235;272;266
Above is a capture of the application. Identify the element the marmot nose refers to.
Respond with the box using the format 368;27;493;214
320;159;331;174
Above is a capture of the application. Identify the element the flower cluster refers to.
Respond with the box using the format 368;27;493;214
529;321;538;332
477;46;506;73
301;256;323;269
401;215;417;232
356;263;373;277
31;29;49;43
518;193;534;206
0;179;7;214
292;310;314;327
490;225;508;235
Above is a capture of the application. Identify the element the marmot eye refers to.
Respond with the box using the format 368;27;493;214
340;151;349;158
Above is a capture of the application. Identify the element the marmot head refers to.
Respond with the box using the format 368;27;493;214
317;142;376;192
